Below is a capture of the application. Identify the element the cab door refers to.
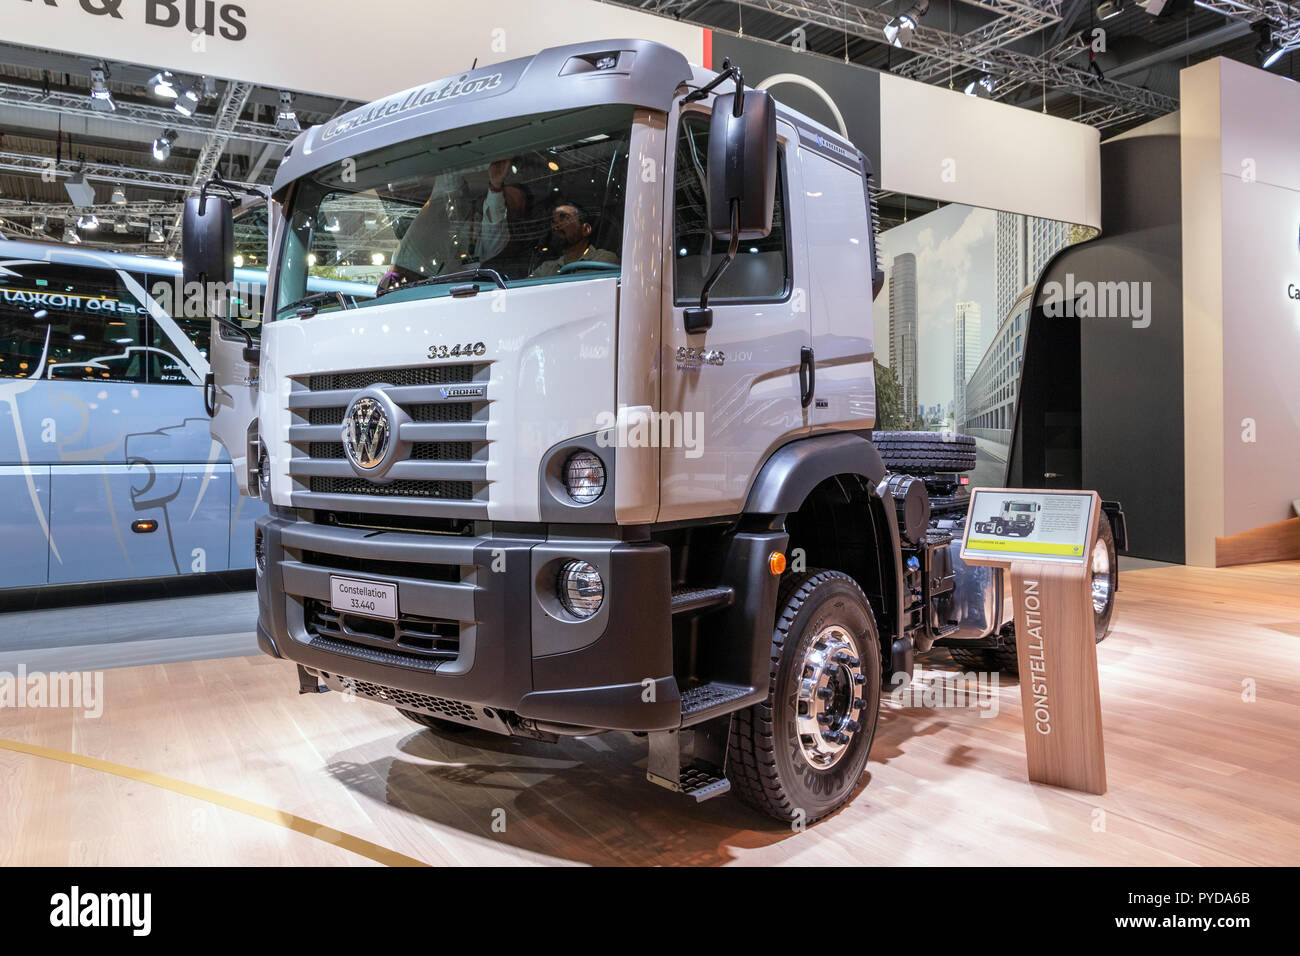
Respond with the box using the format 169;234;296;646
658;108;811;522
206;200;273;496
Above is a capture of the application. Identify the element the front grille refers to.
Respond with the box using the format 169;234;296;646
305;598;460;665
309;407;344;426
290;363;489;511
310;477;475;499
328;675;479;722
302;549;460;583
310;440;472;461
407;403;472;423
309;364;475;391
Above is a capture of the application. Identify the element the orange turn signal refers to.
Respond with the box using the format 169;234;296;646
131;519;158;534
768;551;786;575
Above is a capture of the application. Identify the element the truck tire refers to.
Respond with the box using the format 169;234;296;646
871;430;977;473
946;513;1120;675
729;569;882;823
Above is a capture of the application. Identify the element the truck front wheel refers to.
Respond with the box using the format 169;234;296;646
729;570;882;824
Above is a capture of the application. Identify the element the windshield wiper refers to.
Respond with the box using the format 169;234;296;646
375;267;509;298
279;290;352;318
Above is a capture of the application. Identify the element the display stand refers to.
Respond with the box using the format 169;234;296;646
961;489;1107;795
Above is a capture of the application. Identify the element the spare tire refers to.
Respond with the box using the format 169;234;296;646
872;430;977;473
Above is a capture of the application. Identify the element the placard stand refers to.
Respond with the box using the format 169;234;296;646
962;489;1107;795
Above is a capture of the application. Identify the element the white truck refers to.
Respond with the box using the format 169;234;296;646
183;38;1123;823
974;499;1041;537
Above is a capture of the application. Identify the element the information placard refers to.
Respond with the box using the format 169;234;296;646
961;489;1097;564
959;487;1107;795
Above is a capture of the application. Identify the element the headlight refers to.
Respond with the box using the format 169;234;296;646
257;442;270;499
557;560;604;618
563;451;606;504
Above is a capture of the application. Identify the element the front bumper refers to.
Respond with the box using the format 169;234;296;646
255;515;680;733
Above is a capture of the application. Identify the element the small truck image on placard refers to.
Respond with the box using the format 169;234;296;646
974;499;1041;537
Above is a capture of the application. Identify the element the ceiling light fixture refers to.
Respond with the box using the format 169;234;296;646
173;84;200;117
148;70;178;98
883;0;929;48
89;64;115;112
111;183;127;205
152;129;178;162
276;91;301;132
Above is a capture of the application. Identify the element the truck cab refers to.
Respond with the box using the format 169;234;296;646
186;38;1117;823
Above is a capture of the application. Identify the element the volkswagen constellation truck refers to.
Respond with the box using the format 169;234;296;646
185;39;1121;823
975;499;1041;537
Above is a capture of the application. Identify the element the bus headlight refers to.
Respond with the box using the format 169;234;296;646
557;560;604;618
563;451;606;504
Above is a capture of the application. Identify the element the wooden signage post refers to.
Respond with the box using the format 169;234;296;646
962;489;1107;795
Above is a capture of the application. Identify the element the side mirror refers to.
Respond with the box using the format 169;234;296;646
686;89;777;334
183;195;259;364
706;90;777;240
182;195;234;290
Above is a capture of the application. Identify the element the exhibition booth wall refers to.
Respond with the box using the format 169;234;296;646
1181;58;1300;567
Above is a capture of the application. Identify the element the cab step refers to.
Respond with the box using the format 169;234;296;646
645;727;733;803
670;585;735;616
680;681;755;726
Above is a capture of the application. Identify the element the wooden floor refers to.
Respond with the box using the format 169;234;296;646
4;561;1300;866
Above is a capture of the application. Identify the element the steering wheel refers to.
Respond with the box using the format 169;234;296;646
557;260;619;275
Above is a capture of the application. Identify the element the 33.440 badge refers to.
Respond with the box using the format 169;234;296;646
428;342;487;360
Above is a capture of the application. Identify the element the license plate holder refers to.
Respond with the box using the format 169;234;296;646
330;575;398;621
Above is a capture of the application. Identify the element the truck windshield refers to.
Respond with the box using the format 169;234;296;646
274;104;634;320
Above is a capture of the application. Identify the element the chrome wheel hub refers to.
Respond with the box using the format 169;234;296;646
1091;537;1113;616
794;624;868;771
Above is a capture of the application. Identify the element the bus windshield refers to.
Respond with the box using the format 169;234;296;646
273;104;634;320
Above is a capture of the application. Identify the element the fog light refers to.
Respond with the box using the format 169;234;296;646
563;451;606;504
254;526;266;574
557;560;604;618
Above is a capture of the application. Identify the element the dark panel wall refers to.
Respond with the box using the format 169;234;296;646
1011;131;1185;562
710;34;881;174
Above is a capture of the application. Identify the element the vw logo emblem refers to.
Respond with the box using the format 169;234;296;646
342;396;391;471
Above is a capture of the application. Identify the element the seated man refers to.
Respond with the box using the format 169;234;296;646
530;202;618;277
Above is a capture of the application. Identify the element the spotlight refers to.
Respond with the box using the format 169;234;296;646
964;73;997;97
111;183;127;205
34;214;47;231
148;219;164;243
1255;22;1286;68
152;129;177;162
1097;0;1123;20
63;223;79;244
77;214;99;231
113;219;128;234
89;65;115;112
275;91;301;132
883;0;928;48
148;70;178;98
173;85;199;117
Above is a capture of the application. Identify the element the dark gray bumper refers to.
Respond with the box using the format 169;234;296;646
255;515;680;732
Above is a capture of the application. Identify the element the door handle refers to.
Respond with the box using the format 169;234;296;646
203;372;217;418
799;346;815;409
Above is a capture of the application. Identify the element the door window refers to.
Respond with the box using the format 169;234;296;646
672;112;789;304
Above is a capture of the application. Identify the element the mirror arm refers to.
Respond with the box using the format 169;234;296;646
214;315;260;365
680;58;745;114
684;202;740;334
